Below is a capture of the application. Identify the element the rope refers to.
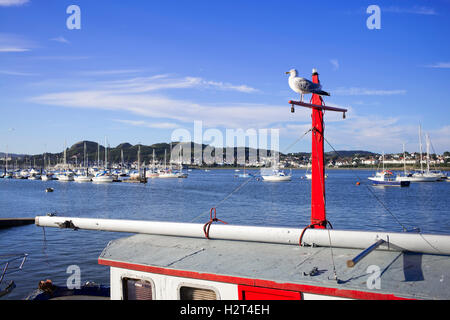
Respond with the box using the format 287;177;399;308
298;220;333;246
41;227;50;266
203;208;228;239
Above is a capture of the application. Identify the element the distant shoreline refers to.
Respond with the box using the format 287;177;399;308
192;166;450;171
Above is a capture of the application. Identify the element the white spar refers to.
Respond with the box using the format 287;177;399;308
35;216;450;255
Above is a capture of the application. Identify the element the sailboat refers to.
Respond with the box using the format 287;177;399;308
261;153;292;182
397;127;440;182
236;162;252;178
145;149;160;178
92;138;114;183
368;152;410;187
57;142;74;181
304;158;328;180
74;142;92;183
158;149;179;178
3;146;13;179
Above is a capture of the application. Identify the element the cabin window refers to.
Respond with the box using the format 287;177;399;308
179;286;217;300
122;278;153;300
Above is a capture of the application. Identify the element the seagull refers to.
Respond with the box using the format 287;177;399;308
286;69;330;102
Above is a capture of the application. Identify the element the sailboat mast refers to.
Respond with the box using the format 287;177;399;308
137;145;141;177
5;145;8;173
426;133;430;173
104;137;107;170
403;143;406;175
152;149;155;171
97;141;100;168
419;125;423;172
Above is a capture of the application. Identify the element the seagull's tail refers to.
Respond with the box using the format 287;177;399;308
312;89;330;96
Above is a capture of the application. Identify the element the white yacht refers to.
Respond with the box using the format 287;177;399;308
396;130;440;182
92;172;114;183
74;143;92;182
74;175;92;183
57;171;75;182
261;169;292;182
92;138;114;183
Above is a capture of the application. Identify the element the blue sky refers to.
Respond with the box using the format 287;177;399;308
0;0;449;155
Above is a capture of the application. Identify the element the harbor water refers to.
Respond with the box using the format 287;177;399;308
1;169;449;299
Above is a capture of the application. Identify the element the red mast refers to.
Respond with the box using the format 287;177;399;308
289;69;347;230
310;70;326;228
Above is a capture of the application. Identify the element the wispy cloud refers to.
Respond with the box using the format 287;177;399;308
102;74;259;94
78;69;144;76
424;62;450;69
50;36;70;44
0;33;33;52
113;119;180;129
0;0;29;6
330;59;339;71
332;87;407;96
383;6;437;15
0;70;37;76
0;47;30;52
32;55;89;61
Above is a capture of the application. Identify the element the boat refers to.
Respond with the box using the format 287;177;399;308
74;143;92;182
92;138;114;183
397;128;440;182
261;168;292;181
28;168;41;180
57;171;74;182
92;171;114;183
368;152;409;187
3;147;12;179
41;172;56;181
74;175;92;183
235;163;253;178
145;150;159;178
156;149;185;178
305;173;328;180
261;155;291;181
30;69;450;301
369;170;410;187
304;158;327;180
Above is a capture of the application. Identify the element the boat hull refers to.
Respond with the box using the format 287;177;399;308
368;177;410;187
261;175;292;182
74;176;92;183
92;176;114;183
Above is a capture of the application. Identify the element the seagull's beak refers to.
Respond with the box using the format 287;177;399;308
285;71;290;75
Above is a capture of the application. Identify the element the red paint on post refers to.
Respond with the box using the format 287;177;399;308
310;71;326;228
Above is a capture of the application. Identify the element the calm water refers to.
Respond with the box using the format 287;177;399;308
1;169;449;299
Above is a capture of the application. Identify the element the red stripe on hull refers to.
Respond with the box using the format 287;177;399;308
99;258;412;300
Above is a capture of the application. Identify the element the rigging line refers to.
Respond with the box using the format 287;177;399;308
189;176;255;223
312;128;337;280
281;128;312;155
191;127;313;224
322;136;409;232
41;227;50;266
